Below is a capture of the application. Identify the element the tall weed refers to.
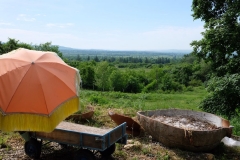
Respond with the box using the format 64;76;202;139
230;116;240;136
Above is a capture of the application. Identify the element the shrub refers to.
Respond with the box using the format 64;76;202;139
230;116;240;136
188;79;202;87
199;74;240;118
89;95;108;105
142;80;157;93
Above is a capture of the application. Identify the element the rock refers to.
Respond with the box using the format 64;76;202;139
124;144;134;149
124;141;142;150
127;140;134;144
205;153;215;160
134;141;141;147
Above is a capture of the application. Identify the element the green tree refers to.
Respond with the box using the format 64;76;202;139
142;80;157;93
0;39;63;61
81;64;95;89
94;56;100;62
147;67;164;90
161;74;183;92
0;38;33;54
172;63;194;86
124;69;143;93
191;0;240;76
34;42;63;58
94;61;112;91
191;0;240;117
87;56;90;61
199;74;240;118
109;70;126;92
76;54;81;61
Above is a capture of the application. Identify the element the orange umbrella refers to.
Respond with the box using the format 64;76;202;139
0;48;81;132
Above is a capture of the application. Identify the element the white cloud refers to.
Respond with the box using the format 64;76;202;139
0;23;12;26
17;14;36;22
36;14;46;17
46;23;74;28
0;28;79;46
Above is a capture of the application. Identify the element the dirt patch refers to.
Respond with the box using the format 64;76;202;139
151;115;218;131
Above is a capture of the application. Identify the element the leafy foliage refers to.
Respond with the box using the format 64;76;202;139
230;116;240;136
79;61;96;89
161;74;183;92
94;61;113;91
0;38;32;54
0;38;206;94
33;42;63;58
191;0;240;76
142;80;157;93
89;94;108;105
199;74;240;118
191;0;240;118
109;70;126;92
0;38;63;58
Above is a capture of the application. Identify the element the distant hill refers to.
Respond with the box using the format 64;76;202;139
156;49;192;53
58;46;191;57
58;46;76;50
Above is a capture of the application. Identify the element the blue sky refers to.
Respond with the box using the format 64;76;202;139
0;0;204;51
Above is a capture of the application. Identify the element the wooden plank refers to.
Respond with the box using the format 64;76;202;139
34;122;111;146
109;126;123;144
35;130;80;145
33;122;126;150
81;134;103;149
55;121;110;135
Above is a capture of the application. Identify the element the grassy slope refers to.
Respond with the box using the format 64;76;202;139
78;87;240;159
79;87;206;116
1;87;240;159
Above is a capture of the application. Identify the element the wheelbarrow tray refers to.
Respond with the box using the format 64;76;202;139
137;109;232;152
28;121;127;151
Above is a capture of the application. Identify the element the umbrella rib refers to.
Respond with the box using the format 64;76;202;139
5;63;50;115
28;62;49;115
36;62;76;115
39;79;49;116
0;58;31;76
37;62;76;94
34;51;60;63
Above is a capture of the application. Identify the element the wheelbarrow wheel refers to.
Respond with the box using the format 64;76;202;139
73;149;95;160
100;143;116;157
24;138;42;159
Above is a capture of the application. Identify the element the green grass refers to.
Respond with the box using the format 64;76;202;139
79;87;240;136
79;87;207;116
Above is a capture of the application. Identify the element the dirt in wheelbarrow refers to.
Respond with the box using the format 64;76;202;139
151;115;218;131
1;130;240;159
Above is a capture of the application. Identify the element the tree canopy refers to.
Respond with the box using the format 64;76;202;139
0;38;63;58
191;0;240;76
191;0;240;118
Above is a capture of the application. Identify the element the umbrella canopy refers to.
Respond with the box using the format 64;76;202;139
0;48;81;132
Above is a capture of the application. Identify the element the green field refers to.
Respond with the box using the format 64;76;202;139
79;86;207;117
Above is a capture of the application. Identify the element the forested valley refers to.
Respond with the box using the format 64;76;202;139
65;49;205;94
0;38;206;94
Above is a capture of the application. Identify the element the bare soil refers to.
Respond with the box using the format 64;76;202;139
151;115;218;131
